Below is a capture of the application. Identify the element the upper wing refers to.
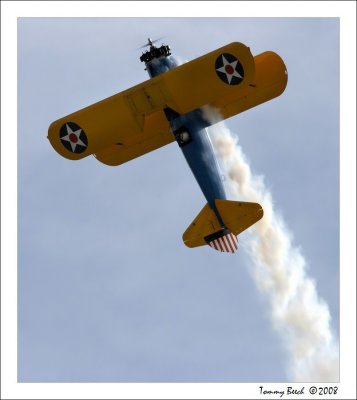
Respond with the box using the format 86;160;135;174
48;42;256;165
212;51;288;120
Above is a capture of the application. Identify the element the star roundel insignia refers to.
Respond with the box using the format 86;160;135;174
59;122;88;154
215;53;244;85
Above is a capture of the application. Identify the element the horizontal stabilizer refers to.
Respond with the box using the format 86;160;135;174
183;203;222;248
215;199;263;236
182;199;263;252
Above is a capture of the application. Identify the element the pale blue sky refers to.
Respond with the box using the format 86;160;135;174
17;17;339;382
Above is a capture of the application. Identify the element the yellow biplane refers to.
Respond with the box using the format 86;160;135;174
48;40;287;253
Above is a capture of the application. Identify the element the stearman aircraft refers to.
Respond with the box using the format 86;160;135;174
48;38;287;254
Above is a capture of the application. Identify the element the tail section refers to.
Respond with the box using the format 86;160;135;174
183;199;263;253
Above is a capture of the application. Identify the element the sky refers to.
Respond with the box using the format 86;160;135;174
16;16;341;384
1;2;355;399
2;2;355;398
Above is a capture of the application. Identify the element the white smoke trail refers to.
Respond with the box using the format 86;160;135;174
205;111;339;382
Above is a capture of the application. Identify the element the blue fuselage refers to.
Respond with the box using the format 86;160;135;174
146;55;227;226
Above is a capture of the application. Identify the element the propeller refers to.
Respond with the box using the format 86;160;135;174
139;37;165;49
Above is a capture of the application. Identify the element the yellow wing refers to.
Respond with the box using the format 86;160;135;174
212;51;288;119
48;42;256;165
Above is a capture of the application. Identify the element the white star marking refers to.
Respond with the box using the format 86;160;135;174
216;55;243;84
61;124;87;152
